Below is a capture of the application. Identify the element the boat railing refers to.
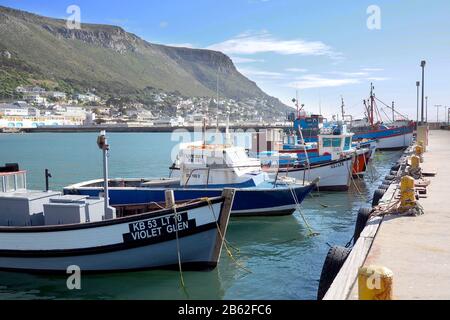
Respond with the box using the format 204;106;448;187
184;167;212;188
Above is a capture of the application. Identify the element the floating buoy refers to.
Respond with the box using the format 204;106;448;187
317;246;352;300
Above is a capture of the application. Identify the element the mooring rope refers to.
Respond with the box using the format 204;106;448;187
346;156;367;201
171;204;189;298
205;198;252;274
287;183;319;237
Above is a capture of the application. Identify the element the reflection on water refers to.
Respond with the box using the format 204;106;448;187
0;133;403;300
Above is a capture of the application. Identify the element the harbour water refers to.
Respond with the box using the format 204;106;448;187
0;133;403;300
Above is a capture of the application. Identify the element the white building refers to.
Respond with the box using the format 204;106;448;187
47;91;67;99
23;93;47;105
74;93;101;103
27;107;40;117
0;104;29;116
153;116;185;127
16;86;46;94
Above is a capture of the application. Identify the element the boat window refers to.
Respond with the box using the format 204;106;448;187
332;138;342;147
5;175;15;192
16;172;26;190
323;138;332;147
344;137;352;150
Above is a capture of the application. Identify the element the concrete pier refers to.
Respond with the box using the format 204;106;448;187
324;130;450;300
351;130;450;299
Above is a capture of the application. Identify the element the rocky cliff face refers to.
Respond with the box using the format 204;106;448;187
41;24;141;54
0;5;288;111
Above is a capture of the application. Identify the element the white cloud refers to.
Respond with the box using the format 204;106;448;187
207;31;335;57
367;77;390;81
159;21;169;28
289;75;360;90
361;68;384;72
329;71;370;77
231;56;265;64
286;68;308;73
166;43;195;48
238;67;285;79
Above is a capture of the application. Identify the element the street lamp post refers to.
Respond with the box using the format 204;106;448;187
425;96;428;123
420;60;426;124
416;81;420;127
435;105;442;125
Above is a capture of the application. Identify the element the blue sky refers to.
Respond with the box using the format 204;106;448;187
2;0;450;121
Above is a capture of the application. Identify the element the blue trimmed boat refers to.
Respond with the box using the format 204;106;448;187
64;142;317;217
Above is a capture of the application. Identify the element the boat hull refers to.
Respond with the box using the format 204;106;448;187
352;150;370;177
352;125;414;150
64;184;315;217
0;198;231;273
277;157;353;191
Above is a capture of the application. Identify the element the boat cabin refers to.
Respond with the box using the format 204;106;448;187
175;142;267;187
317;124;354;160
0;164;115;227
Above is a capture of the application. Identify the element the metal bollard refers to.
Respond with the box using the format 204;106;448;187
358;265;394;300
400;175;416;210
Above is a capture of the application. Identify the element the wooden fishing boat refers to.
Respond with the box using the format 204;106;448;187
0;164;235;274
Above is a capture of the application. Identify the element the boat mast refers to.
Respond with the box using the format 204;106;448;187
97;130;110;214
370;83;375;126
341;96;345;122
392;101;395;122
216;70;220;132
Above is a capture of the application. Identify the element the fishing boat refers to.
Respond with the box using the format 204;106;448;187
0;145;235;273
266;124;358;191
350;84;414;150
65;134;317;217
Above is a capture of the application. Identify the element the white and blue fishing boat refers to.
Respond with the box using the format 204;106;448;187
65;140;317;217
0;163;236;273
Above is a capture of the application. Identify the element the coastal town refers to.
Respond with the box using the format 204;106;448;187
0;84;290;131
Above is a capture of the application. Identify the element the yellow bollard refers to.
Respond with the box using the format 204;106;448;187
358;265;394;300
400;175;416;209
410;155;420;170
415;145;423;156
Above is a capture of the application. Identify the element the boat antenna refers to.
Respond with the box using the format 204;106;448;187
318;90;322;115
225;114;231;145
340;95;345;123
97;130;110;213
392;101;395;122
216;69;220;133
369;83;375;126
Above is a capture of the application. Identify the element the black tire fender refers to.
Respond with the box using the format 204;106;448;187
353;207;372;245
317;246;352;300
372;188;386;207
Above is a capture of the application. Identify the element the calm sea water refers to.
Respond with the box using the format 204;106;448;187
0;132;402;300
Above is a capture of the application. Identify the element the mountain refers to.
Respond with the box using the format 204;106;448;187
0;5;290;115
